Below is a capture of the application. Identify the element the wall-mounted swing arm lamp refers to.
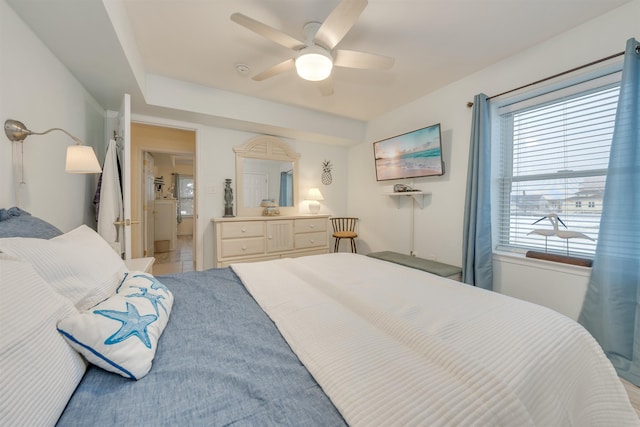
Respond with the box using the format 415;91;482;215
4;119;102;174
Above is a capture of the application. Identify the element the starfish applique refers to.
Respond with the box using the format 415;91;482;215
127;286;168;315
132;274;171;295
95;302;158;349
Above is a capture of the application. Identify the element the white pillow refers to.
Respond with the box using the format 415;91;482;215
0;225;128;310
0;255;87;427
57;272;174;380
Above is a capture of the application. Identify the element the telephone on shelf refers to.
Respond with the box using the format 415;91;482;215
393;184;417;193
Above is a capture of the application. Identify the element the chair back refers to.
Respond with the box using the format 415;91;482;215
331;217;358;233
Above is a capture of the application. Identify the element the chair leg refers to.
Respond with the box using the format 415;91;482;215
334;238;340;253
351;238;357;253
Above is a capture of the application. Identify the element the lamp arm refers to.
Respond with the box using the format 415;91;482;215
30;127;83;145
4;119;83;145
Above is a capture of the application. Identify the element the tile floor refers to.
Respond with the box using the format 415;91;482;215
152;235;194;275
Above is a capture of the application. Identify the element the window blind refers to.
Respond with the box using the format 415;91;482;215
177;175;194;216
496;80;620;257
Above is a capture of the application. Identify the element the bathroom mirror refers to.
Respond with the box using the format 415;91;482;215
234;136;300;217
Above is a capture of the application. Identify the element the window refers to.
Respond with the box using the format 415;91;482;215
176;175;194;216
495;73;620;257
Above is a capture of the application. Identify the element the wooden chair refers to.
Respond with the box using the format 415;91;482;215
331;217;359;253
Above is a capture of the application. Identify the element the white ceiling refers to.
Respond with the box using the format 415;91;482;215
7;0;632;124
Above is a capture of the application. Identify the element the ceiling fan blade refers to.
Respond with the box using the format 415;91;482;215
314;0;368;50
334;49;394;69
231;13;305;50
317;77;334;96
252;59;295;81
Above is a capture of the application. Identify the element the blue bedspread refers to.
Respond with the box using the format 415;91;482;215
0;207;62;239
57;268;346;426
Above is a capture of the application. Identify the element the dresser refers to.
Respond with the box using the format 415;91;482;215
212;215;330;267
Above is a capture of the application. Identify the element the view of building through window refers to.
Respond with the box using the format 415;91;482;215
497;83;619;257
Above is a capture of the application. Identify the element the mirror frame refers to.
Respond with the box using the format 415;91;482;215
234;136;300;217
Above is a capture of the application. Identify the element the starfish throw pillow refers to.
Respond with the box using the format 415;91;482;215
58;272;173;380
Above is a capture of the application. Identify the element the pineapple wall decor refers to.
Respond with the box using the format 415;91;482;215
321;160;333;185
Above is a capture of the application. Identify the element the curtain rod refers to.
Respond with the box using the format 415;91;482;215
466;50;625;107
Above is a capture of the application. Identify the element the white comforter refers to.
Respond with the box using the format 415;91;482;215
232;253;638;426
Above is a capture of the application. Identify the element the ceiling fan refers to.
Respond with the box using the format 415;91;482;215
231;0;394;95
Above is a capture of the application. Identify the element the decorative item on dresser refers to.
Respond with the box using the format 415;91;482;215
223;178;234;217
260;199;280;216
212;215;329;267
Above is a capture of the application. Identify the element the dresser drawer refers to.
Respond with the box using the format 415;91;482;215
221;221;264;238
221;237;265;258
294;218;327;233
295;231;327;249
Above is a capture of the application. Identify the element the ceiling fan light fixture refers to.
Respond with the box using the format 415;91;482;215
295;46;333;81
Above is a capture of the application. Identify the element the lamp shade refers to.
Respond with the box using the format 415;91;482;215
65;145;102;174
305;188;324;201
295;47;333;81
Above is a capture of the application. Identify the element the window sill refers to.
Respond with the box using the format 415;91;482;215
493;250;591;278
524;250;592;267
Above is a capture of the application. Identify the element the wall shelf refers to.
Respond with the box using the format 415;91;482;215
387;191;431;209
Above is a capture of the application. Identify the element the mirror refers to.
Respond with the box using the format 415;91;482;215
234;136;300;217
242;159;294;208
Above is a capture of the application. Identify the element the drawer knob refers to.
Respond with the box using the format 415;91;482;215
241;228;246;233
310;239;315;243
268;235;272;240
309;224;315;229
241;246;247;251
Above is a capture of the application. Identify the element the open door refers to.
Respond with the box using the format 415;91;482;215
118;93;134;260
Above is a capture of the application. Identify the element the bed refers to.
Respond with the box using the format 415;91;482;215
1;208;638;426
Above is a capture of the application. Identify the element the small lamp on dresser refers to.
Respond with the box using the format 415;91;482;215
305;188;324;214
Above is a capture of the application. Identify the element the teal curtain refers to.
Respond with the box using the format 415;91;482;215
579;38;640;385
279;171;292;207
462;93;493;290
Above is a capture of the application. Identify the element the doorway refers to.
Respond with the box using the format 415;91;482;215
148;152;194;275
130;123;196;274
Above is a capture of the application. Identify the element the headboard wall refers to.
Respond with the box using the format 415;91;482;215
1;0;106;232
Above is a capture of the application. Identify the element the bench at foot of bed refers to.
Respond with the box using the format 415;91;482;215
367;251;462;281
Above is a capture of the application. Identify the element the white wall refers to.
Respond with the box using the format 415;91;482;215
350;0;640;319
0;0;105;231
